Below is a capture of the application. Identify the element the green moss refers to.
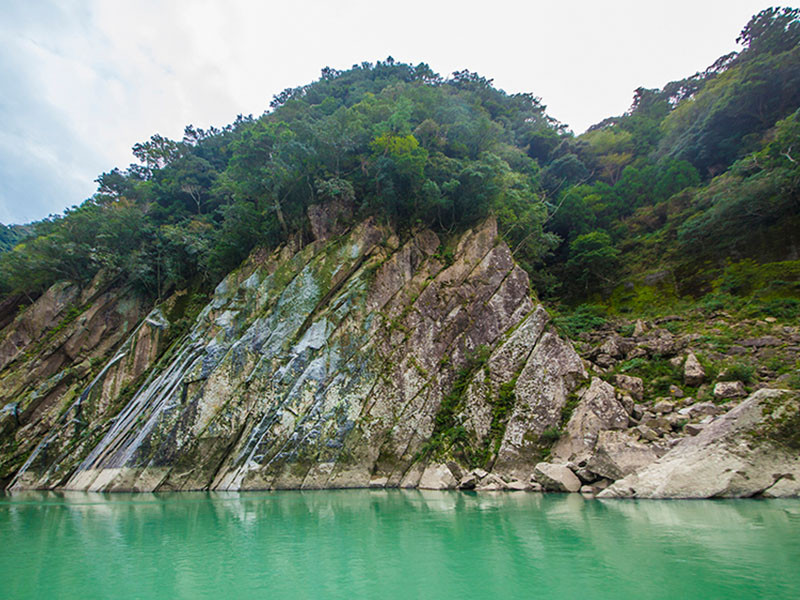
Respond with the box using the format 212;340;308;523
415;345;491;464
540;427;562;444
560;391;582;427
747;393;800;450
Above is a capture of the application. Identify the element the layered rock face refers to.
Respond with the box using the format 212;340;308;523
0;213;586;492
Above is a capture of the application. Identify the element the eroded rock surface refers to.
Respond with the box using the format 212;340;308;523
1;214;586;492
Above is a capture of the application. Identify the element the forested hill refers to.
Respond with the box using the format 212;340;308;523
1;7;799;323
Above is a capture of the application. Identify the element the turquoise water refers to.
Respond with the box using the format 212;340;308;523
1;491;799;599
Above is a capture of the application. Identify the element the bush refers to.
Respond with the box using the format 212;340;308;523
552;304;608;337
719;361;756;383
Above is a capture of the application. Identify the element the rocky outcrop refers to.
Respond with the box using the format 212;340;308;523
599;389;800;499
1;213;586;492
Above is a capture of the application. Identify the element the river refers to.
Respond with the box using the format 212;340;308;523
1;490;798;599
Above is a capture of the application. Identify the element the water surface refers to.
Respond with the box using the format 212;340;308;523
1;490;799;599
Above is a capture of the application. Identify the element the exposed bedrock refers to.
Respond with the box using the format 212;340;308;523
1;212;588;492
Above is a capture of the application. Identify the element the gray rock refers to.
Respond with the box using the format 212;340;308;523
533;463;581;493
686;402;726;418
714;381;747;399
475;473;508;491
599;389;800;498
595;354;615;368
369;477;388;488
458;473;479;490
633;320;647;337
669;385;684;398
574;467;599;483
668;413;688;430
636;424;660;442
641;330;677;356
552;378;629;463
683;351;705;386
684;423;704;436
762;475;800;498
614;374;643;402
598;335;628;359
418;463;458;490
740;336;781;348
642;416;671;432
585;430;658;480
506;480;530;491
618;394;635;416
653;400;675;414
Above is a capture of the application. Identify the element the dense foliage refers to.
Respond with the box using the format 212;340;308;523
0;60;561;301
1;7;798;316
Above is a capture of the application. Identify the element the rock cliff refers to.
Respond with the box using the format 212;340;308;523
0;211;587;491
2;208;797;498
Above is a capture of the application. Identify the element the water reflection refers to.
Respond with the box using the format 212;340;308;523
2;490;799;599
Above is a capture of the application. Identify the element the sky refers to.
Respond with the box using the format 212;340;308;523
0;0;777;224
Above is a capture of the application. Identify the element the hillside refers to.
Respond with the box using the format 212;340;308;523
0;8;799;496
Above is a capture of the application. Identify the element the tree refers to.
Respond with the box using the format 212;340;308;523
566;231;620;294
737;6;800;55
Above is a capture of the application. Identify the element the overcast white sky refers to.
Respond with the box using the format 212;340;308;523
0;0;776;224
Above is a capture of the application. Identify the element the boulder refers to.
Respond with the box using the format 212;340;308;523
714;381;747;399
640;330;677;356
683;352;705;387
684;423;704;436
617;394;635;415
762;475;800;498
633;320;647;337
597;335;634;359
595;354;615;368
599;389;800;498
684;401;726;419
458;473;479;490
552;378;629;463
585;431;658;480
653;400;674;414
635;424;660;442
740;336;781;348
418;463;457;490
475;473;508;491
506;480;530;491
533;463;581;492
614;374;643;402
